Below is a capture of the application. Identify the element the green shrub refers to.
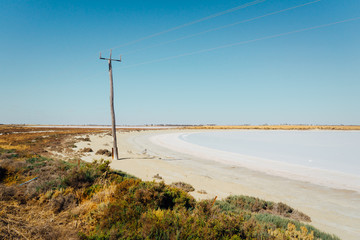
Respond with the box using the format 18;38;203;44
217;195;311;222
26;156;50;164
83;184;102;199
61;160;110;189
222;195;274;213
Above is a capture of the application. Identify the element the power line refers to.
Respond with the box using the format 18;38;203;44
121;16;360;69
122;0;322;55
104;0;266;51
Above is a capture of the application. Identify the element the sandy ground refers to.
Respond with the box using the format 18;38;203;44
75;129;360;240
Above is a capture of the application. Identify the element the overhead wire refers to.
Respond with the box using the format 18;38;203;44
104;0;266;51
122;0;322;55
121;16;360;69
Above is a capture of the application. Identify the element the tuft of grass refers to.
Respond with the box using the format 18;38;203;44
197;189;207;194
95;149;111;157
171;181;195;192
153;173;162;180
81;147;93;153
78;136;91;142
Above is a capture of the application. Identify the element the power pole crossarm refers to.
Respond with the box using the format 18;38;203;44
100;50;122;160
100;51;122;62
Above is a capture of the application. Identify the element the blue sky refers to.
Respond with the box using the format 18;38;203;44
1;0;359;125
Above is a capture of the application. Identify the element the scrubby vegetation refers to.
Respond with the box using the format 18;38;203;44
0;125;340;239
197;189;207;194
0;150;340;239
171;181;195;192
78;136;91;142
96;149;112;157
216;195;311;222
153;173;163;180
81;147;93;153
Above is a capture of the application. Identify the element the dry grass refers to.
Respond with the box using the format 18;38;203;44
80;148;93;153
0;125;108;159
95;149;112;157
153;173;163;180
171;182;195;192
0;125;111;239
0;199;78;240
197;190;207;194
0;154;118;239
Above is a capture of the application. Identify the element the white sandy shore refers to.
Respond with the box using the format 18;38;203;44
151;131;360;193
75;129;360;240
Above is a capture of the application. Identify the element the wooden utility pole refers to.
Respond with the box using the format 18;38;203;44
100;50;121;160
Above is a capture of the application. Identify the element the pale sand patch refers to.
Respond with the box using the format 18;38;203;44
75;129;360;240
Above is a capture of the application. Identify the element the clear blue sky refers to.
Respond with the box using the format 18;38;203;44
1;0;359;125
